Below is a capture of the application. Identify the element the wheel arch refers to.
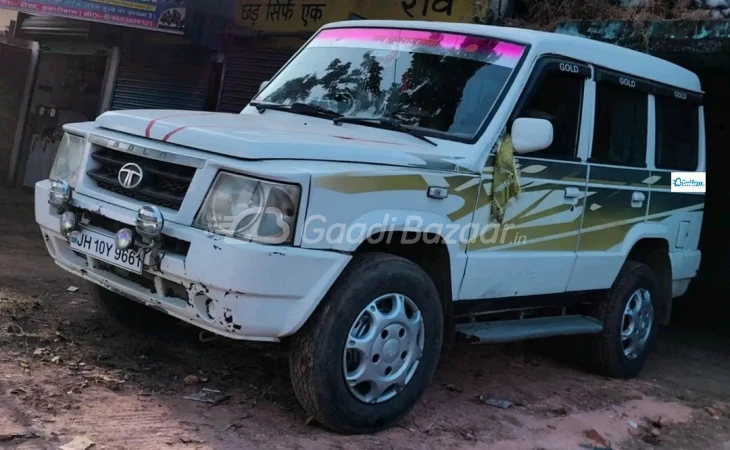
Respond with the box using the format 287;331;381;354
625;237;673;325
299;208;468;347
352;229;460;348
323;209;467;300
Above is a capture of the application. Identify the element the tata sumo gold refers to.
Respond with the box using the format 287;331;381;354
36;20;705;434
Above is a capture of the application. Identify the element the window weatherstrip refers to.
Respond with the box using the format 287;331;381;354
594;67;703;105
653;83;703;104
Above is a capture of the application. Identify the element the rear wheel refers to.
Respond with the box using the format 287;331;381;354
289;253;443;434
589;261;659;378
88;282;175;330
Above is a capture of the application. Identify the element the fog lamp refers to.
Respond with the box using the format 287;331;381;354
115;228;134;251
60;211;77;234
135;205;164;239
49;180;72;209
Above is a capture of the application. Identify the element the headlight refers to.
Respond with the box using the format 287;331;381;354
194;172;301;245
49;133;85;187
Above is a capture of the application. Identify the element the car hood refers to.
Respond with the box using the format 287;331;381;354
94;109;463;172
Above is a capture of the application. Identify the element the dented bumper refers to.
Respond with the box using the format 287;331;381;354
35;180;351;341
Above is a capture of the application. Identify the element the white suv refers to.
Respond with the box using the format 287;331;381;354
36;20;705;434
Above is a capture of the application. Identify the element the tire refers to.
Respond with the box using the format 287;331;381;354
289;253;444;434
589;261;659;379
88;282;175;330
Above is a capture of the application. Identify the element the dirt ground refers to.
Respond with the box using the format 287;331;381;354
2;187;730;450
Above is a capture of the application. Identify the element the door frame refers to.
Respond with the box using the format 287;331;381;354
6;38;39;187
11;43;114;187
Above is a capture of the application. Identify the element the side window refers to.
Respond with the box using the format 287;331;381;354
655;95;699;171
518;71;583;159
591;82;648;166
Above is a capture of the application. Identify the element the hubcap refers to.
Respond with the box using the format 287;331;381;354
621;288;654;360
343;293;425;404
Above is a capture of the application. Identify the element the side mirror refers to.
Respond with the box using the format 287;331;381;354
258;80;270;93
511;118;553;154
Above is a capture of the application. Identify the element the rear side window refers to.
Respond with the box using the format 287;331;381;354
655;95;699;171
591;82;648;166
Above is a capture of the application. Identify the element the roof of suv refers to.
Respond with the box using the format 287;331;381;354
322;20;702;93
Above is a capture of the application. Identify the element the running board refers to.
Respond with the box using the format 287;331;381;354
456;315;603;344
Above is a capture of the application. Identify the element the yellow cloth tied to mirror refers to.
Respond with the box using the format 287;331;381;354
490;132;520;224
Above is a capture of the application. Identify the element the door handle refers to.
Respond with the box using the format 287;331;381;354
564;187;580;199
631;191;646;209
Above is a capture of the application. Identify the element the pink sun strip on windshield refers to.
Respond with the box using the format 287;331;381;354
314;27;525;61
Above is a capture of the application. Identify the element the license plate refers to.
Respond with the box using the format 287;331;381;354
70;228;143;274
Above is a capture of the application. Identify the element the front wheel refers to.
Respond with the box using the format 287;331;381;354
289;253;444;434
589;261;659;378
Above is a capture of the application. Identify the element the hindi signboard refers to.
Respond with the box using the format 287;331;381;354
234;0;484;33
0;0;187;34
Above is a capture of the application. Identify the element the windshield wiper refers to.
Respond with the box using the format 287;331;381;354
383;106;433;121
333;116;437;146
250;101;342;119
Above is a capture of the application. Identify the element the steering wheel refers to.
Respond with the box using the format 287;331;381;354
328;90;356;114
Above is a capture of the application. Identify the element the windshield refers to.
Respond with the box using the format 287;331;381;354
254;27;526;140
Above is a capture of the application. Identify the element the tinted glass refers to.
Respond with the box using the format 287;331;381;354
591;83;648;166
655;95;699;171
519;72;583;159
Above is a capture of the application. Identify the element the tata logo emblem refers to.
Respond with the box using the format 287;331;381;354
118;163;144;189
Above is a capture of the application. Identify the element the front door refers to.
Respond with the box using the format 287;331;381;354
459;58;592;300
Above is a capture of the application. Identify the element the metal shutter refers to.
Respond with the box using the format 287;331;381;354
16;14;91;39
112;46;214;111
217;44;296;113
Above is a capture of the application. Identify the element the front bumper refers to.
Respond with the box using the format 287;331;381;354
35;180;351;341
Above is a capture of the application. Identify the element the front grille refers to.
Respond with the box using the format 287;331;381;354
87;149;196;210
111;266;156;291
